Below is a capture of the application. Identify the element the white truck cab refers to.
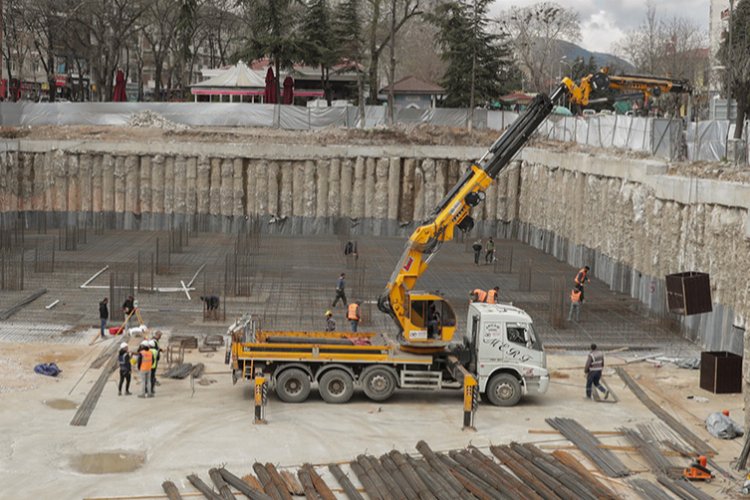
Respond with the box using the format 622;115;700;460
466;302;550;406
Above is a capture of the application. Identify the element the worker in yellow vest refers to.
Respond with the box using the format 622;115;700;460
486;286;499;304
470;289;487;303
136;342;153;398
568;287;582;322
347;302;361;332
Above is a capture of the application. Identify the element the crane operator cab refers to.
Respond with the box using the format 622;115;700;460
402;291;457;350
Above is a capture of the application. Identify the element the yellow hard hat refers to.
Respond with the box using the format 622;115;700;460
325;310;332;316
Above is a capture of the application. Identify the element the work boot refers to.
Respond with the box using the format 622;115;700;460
147;393;154;398
604;389;610;400
125;391;132;396
138;394;146;398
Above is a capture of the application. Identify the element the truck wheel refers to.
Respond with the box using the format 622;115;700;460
486;373;522;407
361;366;397;402
318;369;354;404
275;368;311;403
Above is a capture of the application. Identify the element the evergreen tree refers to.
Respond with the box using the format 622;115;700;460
431;0;512;109
335;0;366;117
238;0;304;101
300;0;338;104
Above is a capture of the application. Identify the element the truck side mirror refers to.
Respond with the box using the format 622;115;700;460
524;330;532;349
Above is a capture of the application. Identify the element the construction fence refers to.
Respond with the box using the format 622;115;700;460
2;102;748;163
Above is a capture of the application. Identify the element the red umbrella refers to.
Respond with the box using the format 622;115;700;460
112;69;127;102
264;67;277;104
282;76;294;105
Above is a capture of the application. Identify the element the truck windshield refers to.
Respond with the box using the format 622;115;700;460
507;323;543;351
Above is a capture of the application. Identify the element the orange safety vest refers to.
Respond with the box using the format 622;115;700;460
472;289;487;302
574;268;588;285
570;289;582;303
139;350;153;372
347;303;360;321
486;289;498;304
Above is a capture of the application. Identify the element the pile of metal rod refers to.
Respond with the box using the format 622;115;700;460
628;478;674;500
619;427;681;478
545;417;630;478
70;352;118;426
615;367;715;455
161;441;623;500
656;474;714;500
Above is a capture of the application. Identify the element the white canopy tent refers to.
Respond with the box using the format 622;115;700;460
191;61;267;102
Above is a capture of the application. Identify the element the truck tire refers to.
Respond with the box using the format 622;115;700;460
486;373;522;407
361;366;397;402
318;369;354;404
276;368;311;403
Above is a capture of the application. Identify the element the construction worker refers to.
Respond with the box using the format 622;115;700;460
568;287;582;322
332;273;347;307
485;237;495;264
574;266;590;301
347;301;361;332
99;297;109;339
122;295;135;317
470;288;487;303
584;343;608;400
471;239;483;265
117;342;132;396
486;286;499;304
325;310;336;331
149;340;159;396
151;332;164;387
136;342;153;398
200;295;220;319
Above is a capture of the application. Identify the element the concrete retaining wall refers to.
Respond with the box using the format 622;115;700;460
0;139;748;355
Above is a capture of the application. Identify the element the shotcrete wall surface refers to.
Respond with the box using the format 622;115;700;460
0;138;748;353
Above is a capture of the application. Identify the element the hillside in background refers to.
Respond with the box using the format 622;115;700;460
558;39;635;73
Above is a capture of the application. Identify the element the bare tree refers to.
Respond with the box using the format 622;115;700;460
72;0;146;101
139;0;180;101
616;2;707;80
396;16;445;86
364;0;421;103
500;1;580;93
1;0;35;100
203;0;242;68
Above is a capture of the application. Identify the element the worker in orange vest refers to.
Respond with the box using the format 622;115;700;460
347;301;361;332
470;289;487;303
568;287;582;322
136;341;154;398
574;266;590;301
486;286;499;304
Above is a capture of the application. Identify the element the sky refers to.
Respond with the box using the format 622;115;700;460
490;0;710;54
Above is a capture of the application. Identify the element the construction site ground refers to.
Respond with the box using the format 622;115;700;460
0;229;744;499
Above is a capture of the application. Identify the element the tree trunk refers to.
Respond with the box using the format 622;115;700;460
154;58;163;101
357;68;365;128
367;0;381;104
733;88;746;139
387;0;396;125
275;57;281;106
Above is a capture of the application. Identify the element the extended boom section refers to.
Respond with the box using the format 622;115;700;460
378;85;567;350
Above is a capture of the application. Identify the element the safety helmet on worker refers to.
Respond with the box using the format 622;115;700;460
325;310;332;317
120;342;128;349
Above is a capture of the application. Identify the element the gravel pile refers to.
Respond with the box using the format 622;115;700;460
127;110;189;131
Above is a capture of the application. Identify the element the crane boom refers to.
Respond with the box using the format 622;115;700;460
379;70;690;351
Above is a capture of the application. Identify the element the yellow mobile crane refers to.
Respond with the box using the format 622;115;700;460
377;68;691;351
230;70;689;410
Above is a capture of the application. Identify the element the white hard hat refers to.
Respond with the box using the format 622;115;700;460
120;342;128;349
148;340;156;347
